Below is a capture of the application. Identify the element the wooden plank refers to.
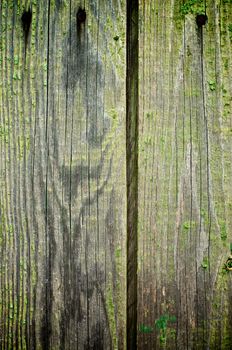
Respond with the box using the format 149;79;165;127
0;0;126;348
138;0;232;349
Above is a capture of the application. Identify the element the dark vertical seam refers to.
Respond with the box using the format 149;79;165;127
0;5;4;349
61;0;70;345
0;2;2;346
95;0;100;339
68;1;73;347
141;4;145;345
68;0;73;319
189;74;193;349
126;0;138;349
45;0;51;347
11;3;18;349
84;11;90;347
183;16;189;350
31;3;39;349
4;4;10;349
10;4;15;348
0;4;7;349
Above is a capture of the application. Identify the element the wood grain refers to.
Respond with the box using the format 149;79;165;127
138;0;232;349
2;1;232;349
0;0;126;349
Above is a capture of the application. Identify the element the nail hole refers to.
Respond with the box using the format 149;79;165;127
76;8;86;25
21;8;32;40
196;14;208;27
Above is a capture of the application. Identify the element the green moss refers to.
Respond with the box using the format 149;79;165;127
0;223;3;246
183;221;196;230
106;278;117;350
108;108;118;120
155;314;176;346
13;72;21;80
201;256;209;269
18;135;30;161
103;12;125;79
139;324;153;333
200;208;207;219
208;80;216;91
0;124;10;142
180;0;205;16
14;55;19;65
219;220;227;241
115;246;121;260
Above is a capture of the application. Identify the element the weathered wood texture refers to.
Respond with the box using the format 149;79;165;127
2;0;232;349
138;0;232;349
0;0;126;349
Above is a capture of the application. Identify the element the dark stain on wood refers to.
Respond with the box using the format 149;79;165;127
77;8;86;24
21;8;32;45
126;0;139;349
76;7;86;34
196;14;208;27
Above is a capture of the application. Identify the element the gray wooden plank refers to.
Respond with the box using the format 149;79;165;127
0;0;126;348
138;1;232;349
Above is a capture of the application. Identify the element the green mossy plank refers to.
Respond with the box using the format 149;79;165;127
0;0;126;348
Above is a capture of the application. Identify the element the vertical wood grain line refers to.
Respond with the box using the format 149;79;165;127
44;1;51;347
126;0;138;348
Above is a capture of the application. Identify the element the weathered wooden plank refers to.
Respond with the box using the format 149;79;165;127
0;0;126;349
138;0;232;349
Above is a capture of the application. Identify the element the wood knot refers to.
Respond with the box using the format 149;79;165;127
76;8;86;25
196;14;208;27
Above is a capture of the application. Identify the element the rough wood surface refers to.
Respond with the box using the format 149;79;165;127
138;0;232;349
0;1;126;349
2;0;232;349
